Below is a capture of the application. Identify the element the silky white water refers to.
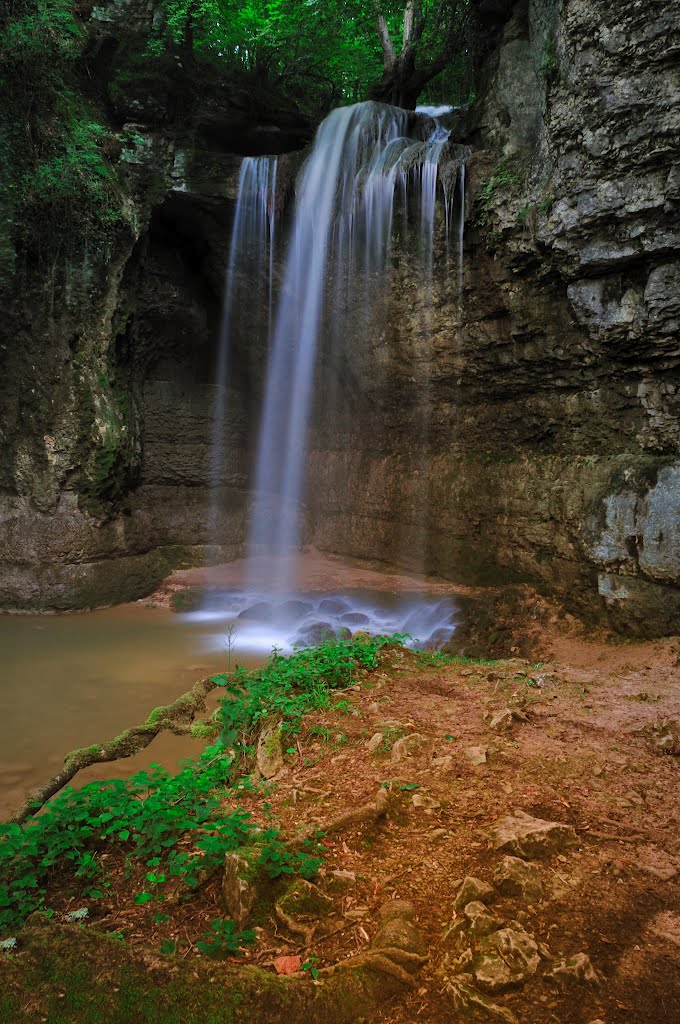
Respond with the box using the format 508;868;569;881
209;156;278;537
205;101;466;650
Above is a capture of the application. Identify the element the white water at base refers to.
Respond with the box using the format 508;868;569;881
187;587;457;656
206;101;466;650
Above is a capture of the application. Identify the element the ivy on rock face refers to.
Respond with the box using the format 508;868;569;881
0;0;126;277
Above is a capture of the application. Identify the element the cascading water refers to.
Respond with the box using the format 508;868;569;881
248;102;461;583
197;101;468;653
208;156;278;544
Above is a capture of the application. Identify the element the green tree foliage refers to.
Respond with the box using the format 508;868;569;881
0;0;124;278
0;0;473;280
150;0;472;111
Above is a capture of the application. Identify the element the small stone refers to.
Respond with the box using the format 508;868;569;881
454;876;496;910
623;790;644;805
412;793;441;810
546;952;601;985
464;745;488;766
344;907;370;920
432;755;453;768
256;720;284;779
463;901;503;937
222;852;257;927
493;856;543;901
491;810;578;860
488;708;515;731
367;732;384;753
391;733;427;761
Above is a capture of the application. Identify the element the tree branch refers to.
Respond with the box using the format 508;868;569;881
7;677;219;825
374;6;396;69
403;0;425;48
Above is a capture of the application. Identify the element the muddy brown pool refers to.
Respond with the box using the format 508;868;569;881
0;605;247;819
0;554;464;820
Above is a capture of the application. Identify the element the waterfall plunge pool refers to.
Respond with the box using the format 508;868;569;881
0;554;461;818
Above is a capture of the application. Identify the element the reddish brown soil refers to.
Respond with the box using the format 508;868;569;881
39;619;679;1024
257;633;680;1024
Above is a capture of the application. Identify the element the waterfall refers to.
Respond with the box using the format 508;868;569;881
198;101;467;653
208;156;277;546
246;101;458;589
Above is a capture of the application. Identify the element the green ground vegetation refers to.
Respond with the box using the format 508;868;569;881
0;634;403;939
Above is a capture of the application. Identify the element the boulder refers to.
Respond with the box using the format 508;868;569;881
473;927;541;993
367;732;384;753
463;900;503;937
493;856;543;901
256;720;284;779
373;900;426;956
491;811;578;859
446;976;518;1023
222;851;257;927
454;876;496;910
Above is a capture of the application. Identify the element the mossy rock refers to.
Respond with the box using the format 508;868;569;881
170;587;205;613
278;879;333;919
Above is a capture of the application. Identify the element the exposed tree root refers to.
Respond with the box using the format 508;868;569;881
304;786;393;839
7;678;218;824
5;909;427;1024
275;903;317;943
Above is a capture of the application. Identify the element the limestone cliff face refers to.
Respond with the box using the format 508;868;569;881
0;1;308;609
1;0;679;635
303;0;680;633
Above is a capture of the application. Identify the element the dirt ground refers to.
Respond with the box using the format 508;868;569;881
8;590;680;1023
242;627;680;1023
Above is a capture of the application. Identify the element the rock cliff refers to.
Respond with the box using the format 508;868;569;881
1;0;678;635
307;0;680;633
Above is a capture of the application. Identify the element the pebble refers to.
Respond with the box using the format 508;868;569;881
367;732;384;753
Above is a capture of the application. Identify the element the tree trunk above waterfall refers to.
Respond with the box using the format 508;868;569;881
367;0;470;109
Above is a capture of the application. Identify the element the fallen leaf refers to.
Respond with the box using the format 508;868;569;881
274;955;302;975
